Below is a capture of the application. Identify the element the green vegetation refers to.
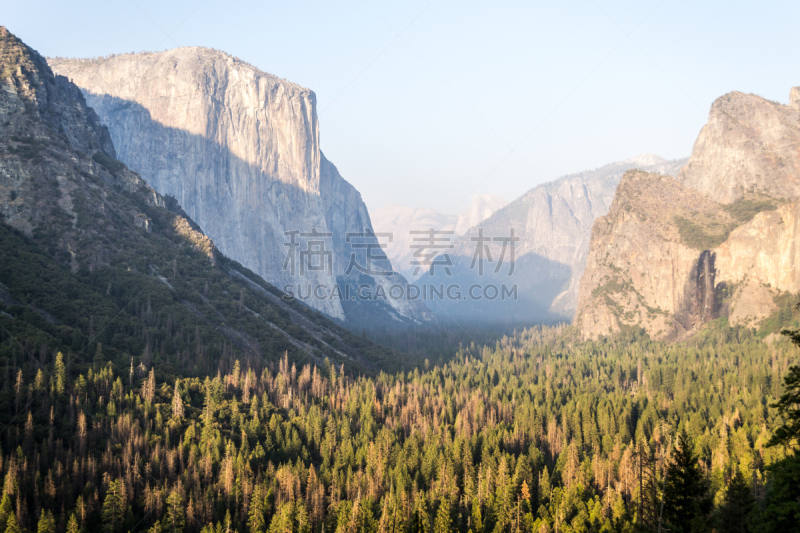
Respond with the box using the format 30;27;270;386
2;22;800;533
91;151;126;176
673;215;732;250
723;198;776;223
8;136;42;164
0;305;798;532
676;198;779;251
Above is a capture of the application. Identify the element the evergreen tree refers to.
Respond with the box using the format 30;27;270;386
0;494;13;532
247;485;266;533
54;352;66;394
172;380;184;419
66;514;80;533
715;470;753;533
3;514;19;533
663;430;708;533
753;328;800;531
163;489;185;533
37;510;55;533
142;369;156;404
293;501;312;533
434;497;451;532
101;480;126;533
770;329;800;450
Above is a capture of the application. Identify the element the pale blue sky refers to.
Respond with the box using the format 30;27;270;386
3;1;799;214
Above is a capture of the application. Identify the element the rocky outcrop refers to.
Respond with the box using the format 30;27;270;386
714;198;800;326
576;87;800;339
678;89;800;204
574;171;735;339
49;49;429;325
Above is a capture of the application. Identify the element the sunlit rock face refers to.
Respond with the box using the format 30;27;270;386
51;49;430;325
576;88;800;339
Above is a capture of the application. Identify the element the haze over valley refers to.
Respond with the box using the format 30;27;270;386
1;5;800;532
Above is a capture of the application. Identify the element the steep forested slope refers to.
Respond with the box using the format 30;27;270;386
0;26;407;382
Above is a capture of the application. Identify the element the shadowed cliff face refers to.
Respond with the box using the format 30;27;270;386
49;50;430;326
696;251;717;323
672;250;724;335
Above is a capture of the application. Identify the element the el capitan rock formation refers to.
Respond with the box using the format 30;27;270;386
50;49;429;325
0;26;402;373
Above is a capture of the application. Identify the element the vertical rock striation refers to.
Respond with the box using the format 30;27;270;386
574;170;728;339
49;49;428;324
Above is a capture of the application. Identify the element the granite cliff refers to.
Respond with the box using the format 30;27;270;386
576;88;800;339
49;49;429;325
0;27;405;373
678;89;800;203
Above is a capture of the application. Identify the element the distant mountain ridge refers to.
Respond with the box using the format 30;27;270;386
371;195;507;279
419;155;686;324
49;48;430;326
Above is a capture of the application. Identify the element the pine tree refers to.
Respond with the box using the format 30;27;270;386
754;328;800;531
0;494;13;532
142;369;156;404
412;496;431;533
247;485;266;533
37;511;55;533
101;480;126;533
434;497;451;532
663;430;708;533
54;352;66;394
470;497;483;533
539;467;551;502
66;514;80;533
4;514;20;533
163;489;185;533
293;501;312;533
714;470;753;533
769;329;800;449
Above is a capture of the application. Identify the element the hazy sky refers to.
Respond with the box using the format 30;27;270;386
3;1;799;214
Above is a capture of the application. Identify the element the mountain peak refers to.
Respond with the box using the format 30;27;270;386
678;88;800;203
49;46;309;93
454;194;508;234
622;153;667;167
